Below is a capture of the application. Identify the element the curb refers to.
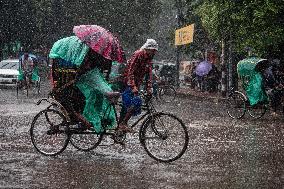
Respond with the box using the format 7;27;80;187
176;88;227;103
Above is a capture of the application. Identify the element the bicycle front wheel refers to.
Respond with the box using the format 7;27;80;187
159;85;176;103
30;109;70;156
139;112;189;163
226;91;246;119
247;103;267;119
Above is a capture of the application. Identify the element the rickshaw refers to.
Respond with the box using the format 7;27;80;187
17;54;41;97
227;57;270;119
29;26;189;163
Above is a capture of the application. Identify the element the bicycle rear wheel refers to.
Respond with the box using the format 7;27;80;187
30;109;70;156
159;85;176;103
226;91;246;119
139;112;189;163
70;130;103;151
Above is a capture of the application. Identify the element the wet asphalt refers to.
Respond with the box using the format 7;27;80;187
0;80;283;189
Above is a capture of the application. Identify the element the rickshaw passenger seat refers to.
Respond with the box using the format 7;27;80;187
51;58;77;89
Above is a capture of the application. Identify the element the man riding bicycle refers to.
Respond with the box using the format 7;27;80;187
19;53;36;88
118;39;158;132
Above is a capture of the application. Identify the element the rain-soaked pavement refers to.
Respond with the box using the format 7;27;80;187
0;80;283;189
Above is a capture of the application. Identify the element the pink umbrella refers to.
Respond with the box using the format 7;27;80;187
73;25;126;63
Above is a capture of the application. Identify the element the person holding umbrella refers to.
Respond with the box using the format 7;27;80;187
49;25;126;133
118;39;158;132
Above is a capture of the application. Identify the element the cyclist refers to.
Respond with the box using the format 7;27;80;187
118;39;158;132
20;53;34;87
263;59;283;115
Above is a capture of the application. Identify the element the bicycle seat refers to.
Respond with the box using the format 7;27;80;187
106;92;121;104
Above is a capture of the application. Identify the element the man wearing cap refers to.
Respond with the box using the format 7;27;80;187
118;39;158;132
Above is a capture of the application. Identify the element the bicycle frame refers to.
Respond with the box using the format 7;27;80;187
31;90;189;162
37;92;156;136
99;94;156;135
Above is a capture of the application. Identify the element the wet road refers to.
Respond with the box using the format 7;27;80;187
0;82;283;189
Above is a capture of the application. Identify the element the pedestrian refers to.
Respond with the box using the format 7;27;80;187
206;64;219;93
118;39;158;132
19;52;34;88
263;59;283;116
21;53;34;74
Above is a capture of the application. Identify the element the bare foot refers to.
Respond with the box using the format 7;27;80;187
74;113;92;129
271;112;279;117
117;124;134;133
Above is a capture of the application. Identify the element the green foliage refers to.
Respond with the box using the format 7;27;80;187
194;0;284;60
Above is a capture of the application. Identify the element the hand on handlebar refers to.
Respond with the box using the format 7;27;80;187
147;88;152;95
132;87;139;96
275;83;284;90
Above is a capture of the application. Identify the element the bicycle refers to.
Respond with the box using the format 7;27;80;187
151;79;177;103
30;89;189;163
157;82;177;103
16;69;40;97
226;87;283;119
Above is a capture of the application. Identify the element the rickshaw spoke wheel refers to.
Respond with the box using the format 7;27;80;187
159;85;176;103
140;112;189;163
227;91;246;119
247;103;267;119
70;130;103;151
30;109;70;156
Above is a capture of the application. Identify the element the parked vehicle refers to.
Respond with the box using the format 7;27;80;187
0;59;19;86
226;57;277;119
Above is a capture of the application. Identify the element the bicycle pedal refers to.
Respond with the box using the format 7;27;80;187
112;140;126;147
111;132;126;146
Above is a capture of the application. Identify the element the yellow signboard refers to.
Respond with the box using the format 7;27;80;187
175;24;194;46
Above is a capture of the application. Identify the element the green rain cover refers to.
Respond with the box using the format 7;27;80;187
76;68;116;133
49;36;116;133
49;36;89;67
237;57;268;106
18;67;40;81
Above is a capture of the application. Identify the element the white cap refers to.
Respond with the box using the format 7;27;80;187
141;39;158;51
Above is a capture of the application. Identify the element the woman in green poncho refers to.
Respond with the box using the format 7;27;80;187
49;36;116;133
74;50;115;133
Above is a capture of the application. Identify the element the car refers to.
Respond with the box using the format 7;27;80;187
0;59;19;86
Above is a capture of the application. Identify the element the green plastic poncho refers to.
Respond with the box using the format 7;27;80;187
49;36;116;133
18;69;24;80
18;61;40;81
237;57;268;106
76;68;115;133
49;36;89;67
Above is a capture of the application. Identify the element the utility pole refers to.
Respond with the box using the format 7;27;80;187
227;36;233;94
175;0;182;87
220;39;227;96
227;1;234;95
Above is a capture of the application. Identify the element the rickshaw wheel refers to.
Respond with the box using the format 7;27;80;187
227;91;246;119
247;103;267;119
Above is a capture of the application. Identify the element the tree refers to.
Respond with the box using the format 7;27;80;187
195;0;284;60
